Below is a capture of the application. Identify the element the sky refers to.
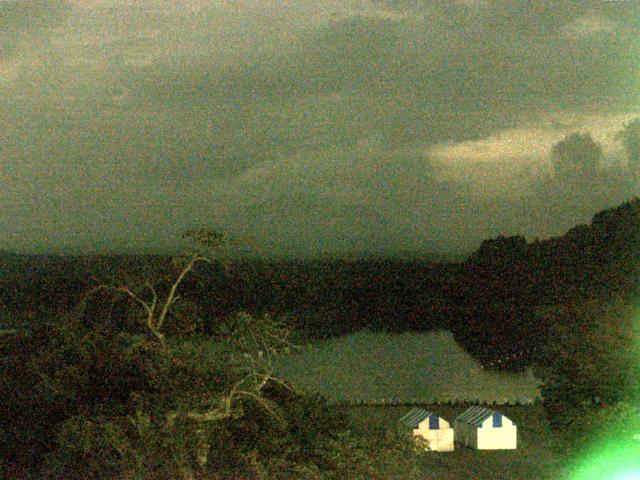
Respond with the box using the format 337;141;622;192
0;0;639;257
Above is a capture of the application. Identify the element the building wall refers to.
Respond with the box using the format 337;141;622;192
454;419;517;450
477;426;517;450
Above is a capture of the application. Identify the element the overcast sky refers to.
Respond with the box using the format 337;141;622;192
1;0;639;257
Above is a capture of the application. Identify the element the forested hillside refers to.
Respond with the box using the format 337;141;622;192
453;197;640;371
3;198;640;373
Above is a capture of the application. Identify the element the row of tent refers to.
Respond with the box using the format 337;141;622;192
399;407;517;451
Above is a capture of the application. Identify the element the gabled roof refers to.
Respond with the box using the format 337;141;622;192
399;408;435;428
456;406;505;428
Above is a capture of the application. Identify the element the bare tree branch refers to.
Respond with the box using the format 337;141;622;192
156;254;211;333
145;282;158;317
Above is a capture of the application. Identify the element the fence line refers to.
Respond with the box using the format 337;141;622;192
331;397;539;407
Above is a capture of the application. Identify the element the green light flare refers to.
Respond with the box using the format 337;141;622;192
569;439;640;480
567;301;640;480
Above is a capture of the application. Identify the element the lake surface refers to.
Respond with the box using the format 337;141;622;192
274;329;542;404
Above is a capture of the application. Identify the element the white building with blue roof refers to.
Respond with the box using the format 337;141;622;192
399;408;454;452
454;406;517;450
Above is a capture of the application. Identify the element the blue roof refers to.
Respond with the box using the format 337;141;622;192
456;406;510;428
399;408;440;429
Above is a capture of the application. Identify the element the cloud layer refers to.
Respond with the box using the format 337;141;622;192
0;0;639;255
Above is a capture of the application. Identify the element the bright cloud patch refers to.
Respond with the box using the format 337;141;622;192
429;112;640;180
561;14;617;39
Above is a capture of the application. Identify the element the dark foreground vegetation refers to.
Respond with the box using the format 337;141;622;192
2;199;640;477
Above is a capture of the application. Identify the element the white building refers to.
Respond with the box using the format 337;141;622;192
454;406;517;450
399;408;454;452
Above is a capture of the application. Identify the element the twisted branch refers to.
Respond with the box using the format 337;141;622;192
79;254;212;343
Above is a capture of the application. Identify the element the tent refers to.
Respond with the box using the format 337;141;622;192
399;408;454;452
454;406;517;450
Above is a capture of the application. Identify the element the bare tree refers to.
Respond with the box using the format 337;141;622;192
81;253;210;343
78;229;295;479
80;229;227;343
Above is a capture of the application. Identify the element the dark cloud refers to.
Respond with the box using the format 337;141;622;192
0;0;639;255
0;0;68;64
198;2;638;109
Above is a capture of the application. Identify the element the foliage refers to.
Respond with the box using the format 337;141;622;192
551;132;602;180
312;427;427;480
31;310;297;478
617;117;640;171
538;298;640;430
468;235;527;267
1;229;429;479
19;320;423;479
